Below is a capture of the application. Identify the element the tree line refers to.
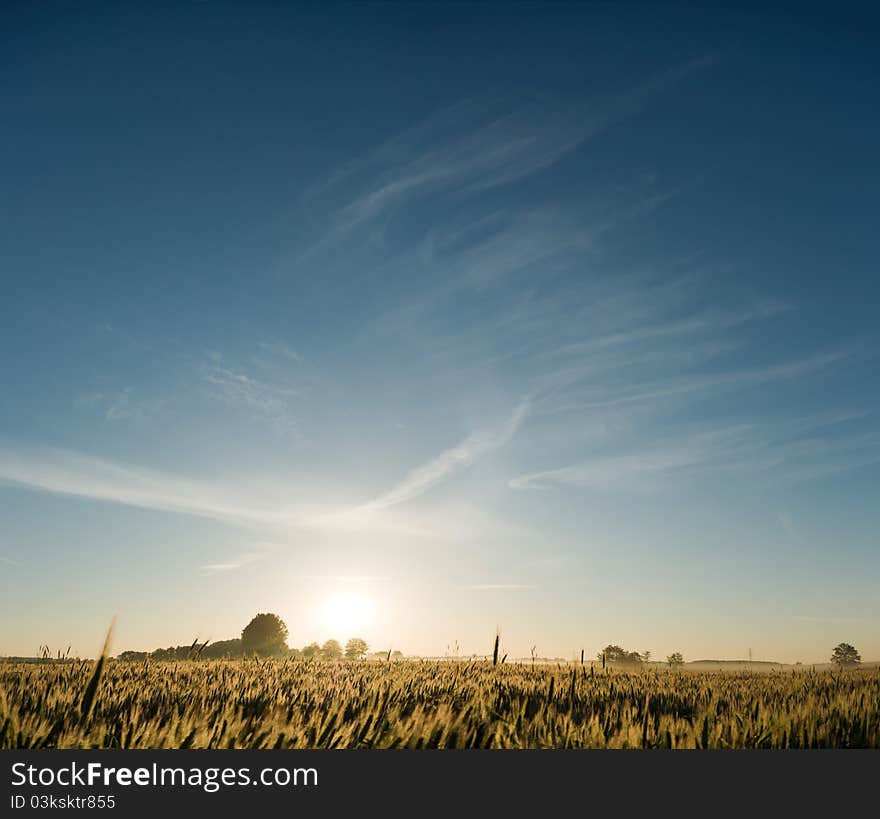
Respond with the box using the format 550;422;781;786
115;613;398;662
596;645;684;667
112;615;865;670
596;643;862;669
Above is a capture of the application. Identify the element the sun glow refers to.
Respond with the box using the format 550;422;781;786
320;592;375;637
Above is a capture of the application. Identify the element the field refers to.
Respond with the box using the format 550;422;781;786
2;659;879;749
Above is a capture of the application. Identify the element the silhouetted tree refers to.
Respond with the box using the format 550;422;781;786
667;652;684;667
830;643;861;668
598;645;623;662
203;639;242;659
321;639;342;660
241;613;289;656
598;645;643;665
301;642;321;660
345;638;369;659
150;645;193;660
116;651;148;662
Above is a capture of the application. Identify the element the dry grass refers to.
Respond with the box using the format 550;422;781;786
2;659;878;748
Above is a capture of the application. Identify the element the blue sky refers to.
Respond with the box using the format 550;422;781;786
1;3;878;662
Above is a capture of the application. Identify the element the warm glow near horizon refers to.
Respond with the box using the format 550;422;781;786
319;593;376;641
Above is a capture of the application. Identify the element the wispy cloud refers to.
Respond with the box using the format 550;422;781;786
358;397;531;511
310;107;600;251
358;208;606;344
76;388;165;422
300;59;714;256
0;445;531;547
538;351;848;417
203;359;302;437
0;554;22;568
0;446;296;528
258;341;303;364
541;302;790;362
510;408;878;492
607;56;717;121
766;444;880;486
199;553;261;576
509;445;711;491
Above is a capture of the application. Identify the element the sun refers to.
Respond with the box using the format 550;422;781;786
320;592;374;637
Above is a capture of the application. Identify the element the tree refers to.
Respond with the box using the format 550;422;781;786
116;651;148;662
150;645;194;660
301;642;321;660
666;652;684;667
241;613;289;656
641;650;652;664
321;639;342;660
598;645;642;665
830;643;861;668
202;639;242;659
598;645;626;663
345;638;369;659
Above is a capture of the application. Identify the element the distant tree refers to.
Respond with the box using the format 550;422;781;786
598;645;643;665
241;613;289;656
830;643;861;668
116;651;148;662
202;639;242;659
287;647;302;659
301;642;321;660
666;652;684;667
391;650;404;660
598;645;625;663
150;645;194;660
345;638;369;659
641;650;652;664
321;639;342;660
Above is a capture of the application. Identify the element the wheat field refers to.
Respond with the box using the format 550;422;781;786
2;658;878;749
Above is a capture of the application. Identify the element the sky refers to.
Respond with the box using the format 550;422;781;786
1;3;878;663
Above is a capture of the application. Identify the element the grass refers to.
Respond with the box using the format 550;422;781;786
1;658;878;748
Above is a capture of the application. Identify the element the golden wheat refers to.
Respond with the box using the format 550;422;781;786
1;659;878;749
